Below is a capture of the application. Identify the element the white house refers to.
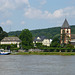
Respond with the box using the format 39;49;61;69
33;36;52;46
0;37;21;48
42;39;52;46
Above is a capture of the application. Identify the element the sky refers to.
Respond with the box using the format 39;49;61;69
0;0;75;32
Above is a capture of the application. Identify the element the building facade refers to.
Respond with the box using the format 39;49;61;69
33;36;52;47
0;37;21;48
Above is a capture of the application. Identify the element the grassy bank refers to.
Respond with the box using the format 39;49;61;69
11;52;75;55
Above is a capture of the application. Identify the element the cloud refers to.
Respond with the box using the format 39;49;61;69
40;0;47;5
53;9;63;18
21;21;25;25
0;0;30;19
6;20;12;25
0;0;30;11
0;0;15;11
1;20;12;25
24;6;75;19
24;8;43;19
1;22;5;25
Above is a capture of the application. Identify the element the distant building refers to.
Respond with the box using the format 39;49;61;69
60;19;71;44
33;36;52;46
0;37;21;48
60;19;75;47
71;34;75;47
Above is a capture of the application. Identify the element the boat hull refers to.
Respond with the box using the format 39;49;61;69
0;52;10;55
0;49;11;55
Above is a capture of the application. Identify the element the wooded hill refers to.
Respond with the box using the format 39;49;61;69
8;25;75;39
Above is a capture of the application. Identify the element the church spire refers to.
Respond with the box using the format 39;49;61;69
61;19;70;28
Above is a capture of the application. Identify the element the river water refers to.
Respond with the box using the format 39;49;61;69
0;55;75;75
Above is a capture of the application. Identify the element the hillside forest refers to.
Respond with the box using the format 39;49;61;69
8;25;75;39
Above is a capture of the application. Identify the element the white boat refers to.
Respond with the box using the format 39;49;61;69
0;49;11;55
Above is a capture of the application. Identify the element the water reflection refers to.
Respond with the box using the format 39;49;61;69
0;55;75;75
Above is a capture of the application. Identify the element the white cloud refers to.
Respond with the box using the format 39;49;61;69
1;22;5;25
0;0;30;19
6;20;12;25
1;20;12;25
0;0;15;11
24;8;42;19
53;9;63;18
0;0;30;11
24;7;75;19
21;21;25;25
40;0;47;5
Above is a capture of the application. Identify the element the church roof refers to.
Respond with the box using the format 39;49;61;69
61;19;70;28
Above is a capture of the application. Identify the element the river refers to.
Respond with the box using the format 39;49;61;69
0;55;75;75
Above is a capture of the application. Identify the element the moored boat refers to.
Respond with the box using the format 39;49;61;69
0;49;11;55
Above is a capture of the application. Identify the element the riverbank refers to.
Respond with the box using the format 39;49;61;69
11;52;75;55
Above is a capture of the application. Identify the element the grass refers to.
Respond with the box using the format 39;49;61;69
11;52;75;56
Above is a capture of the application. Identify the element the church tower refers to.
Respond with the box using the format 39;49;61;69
60;19;71;44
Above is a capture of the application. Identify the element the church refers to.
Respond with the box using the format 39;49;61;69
60;19;75;47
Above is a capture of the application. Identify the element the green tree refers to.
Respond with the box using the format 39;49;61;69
0;27;8;41
53;34;60;39
66;44;74;48
50;37;60;47
19;29;33;50
35;43;43;49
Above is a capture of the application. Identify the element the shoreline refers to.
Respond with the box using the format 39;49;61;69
11;52;75;56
